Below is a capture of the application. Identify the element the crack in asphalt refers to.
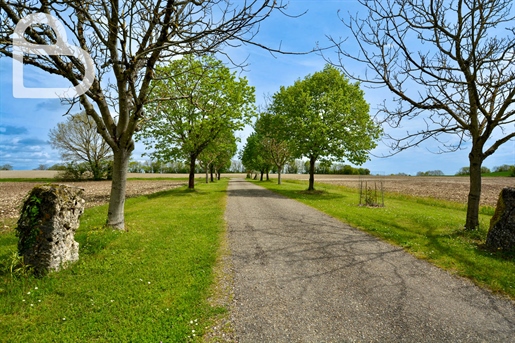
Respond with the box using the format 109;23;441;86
225;179;515;343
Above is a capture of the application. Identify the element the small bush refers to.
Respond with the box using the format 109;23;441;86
55;160;113;181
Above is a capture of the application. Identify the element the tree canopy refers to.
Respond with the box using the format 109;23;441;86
137;55;255;189
241;132;271;181
269;64;381;190
254;112;291;184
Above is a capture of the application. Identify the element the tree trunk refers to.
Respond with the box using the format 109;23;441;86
205;165;209;184
278;169;282;185
260;170;264;181
210;165;215;182
107;148;131;229
308;155;316;191
465;149;483;230
266;170;269;181
188;154;196;189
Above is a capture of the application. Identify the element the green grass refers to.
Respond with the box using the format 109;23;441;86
255;179;515;299
127;177;190;181
0;178;57;183
481;171;514;177
0;180;229;342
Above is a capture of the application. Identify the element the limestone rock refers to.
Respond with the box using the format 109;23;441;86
486;187;515;251
16;184;85;275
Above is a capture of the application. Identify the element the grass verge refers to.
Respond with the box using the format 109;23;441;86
0;180;229;342
255;179;515;300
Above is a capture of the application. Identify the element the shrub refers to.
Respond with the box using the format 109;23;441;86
55;160;112;181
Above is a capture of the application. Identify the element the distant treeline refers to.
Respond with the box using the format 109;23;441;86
414;164;515;177
455;164;515;176
37;162;514;177
278;160;370;175
42;159;371;176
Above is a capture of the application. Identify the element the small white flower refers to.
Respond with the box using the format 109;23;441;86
111;300;114;302
34;287;38;290
148;281;151;284
62;318;66;321
38;300;41;302
190;320;193;324
30;304;33;307
22;299;25;302
192;330;195;333
27;292;31;295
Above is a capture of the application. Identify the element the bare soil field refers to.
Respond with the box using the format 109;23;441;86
277;174;515;207
0;179;186;220
1;171;513;222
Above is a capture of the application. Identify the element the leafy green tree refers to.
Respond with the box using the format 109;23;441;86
137;56;255;189
199;130;237;183
269;65;382;191
128;160;144;173
212;136;238;181
417;170;444;176
241;133;271;180
254;113;292;184
493;165;515;173
317;160;332;174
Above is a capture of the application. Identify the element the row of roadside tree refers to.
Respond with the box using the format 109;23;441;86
4;1;515;232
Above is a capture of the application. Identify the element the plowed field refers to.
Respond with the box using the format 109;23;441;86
0;179;185;221
278;174;514;207
1;172;513;223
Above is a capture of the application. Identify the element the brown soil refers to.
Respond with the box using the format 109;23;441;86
1;173;513;222
0;180;185;220
277;174;515;207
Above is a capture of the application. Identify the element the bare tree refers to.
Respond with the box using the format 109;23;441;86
49;111;111;180
1;0;296;229
330;0;515;230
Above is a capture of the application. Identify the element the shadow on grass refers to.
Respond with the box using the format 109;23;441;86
75;227;123;256
229;180;348;201
269;188;347;202
145;187;196;199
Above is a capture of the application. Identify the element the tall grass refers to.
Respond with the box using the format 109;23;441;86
256;179;515;299
0;180;229;342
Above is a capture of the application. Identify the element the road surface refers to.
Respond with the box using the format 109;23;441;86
225;179;515;342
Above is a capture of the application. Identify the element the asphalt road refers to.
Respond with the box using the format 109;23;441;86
225;179;515;343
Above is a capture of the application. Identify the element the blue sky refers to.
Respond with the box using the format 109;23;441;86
1;1;514;175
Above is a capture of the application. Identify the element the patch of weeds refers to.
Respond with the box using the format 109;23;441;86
5;250;33;279
15;193;43;256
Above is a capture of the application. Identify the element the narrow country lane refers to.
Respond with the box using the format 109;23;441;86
225;178;515;343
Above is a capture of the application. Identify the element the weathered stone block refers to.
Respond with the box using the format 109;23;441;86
486;187;515;251
16;184;85;275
